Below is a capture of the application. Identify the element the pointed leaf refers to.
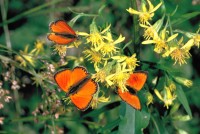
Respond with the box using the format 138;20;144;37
135;109;150;134
171;12;200;26
175;85;192;118
97;118;121;133
118;102;135;134
150;114;167;134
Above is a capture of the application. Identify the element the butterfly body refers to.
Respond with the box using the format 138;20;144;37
67;75;90;96
48;20;77;45
126;86;136;94
54;32;77;39
117;71;148;110
54;66;98;111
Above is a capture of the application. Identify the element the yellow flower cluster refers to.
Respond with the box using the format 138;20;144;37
154;76;192;109
154;82;177;109
127;0;162;25
78;21;139;94
127;0;200;66
48;20;140;108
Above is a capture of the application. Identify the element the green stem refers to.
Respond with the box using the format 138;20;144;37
13;87;23;131
51;116;56;134
151;116;161;134
167;15;173;35
49;0;56;21
0;0;12;49
131;0;140;59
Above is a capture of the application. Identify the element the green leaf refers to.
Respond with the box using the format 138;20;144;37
122;40;132;50
171;12;200;26
82;101;120;118
118;102;135;134
150;115;167;134
97;118;121;133
135;109;150;134
118;100;150;134
175;85;192;118
172;115;191;121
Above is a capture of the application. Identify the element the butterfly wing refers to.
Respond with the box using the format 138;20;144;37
48;20;77;45
71;66;89;85
54;66;98;110
54;66;88;93
47;33;76;45
117;88;141;110
54;69;73;93
126;71;148;92
70;79;98;111
49;20;76;35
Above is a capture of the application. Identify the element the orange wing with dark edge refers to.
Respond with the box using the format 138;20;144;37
48;20;77;45
117;88;141;110
70;79;98;111
71;66;89;85
47;33;76;45
49;20;76;35
54;69;73;93
126;71;148;92
54;66;88;93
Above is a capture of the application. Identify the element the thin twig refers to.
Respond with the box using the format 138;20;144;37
0;0;12;49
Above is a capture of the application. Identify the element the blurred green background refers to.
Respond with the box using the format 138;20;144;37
0;0;200;133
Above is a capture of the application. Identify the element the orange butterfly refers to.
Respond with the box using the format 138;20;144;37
47;20;77;45
54;66;98;111
117;71;148;110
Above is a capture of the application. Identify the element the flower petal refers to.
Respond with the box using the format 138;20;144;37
167;33;179;42
181;39;194;50
126;8;140;15
142;40;156;44
154;89;164;101
150;2;162;13
113;35;125;44
101;24;111;34
77;31;89;36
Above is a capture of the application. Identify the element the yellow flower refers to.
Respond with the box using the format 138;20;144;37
145;92;154;106
93;69;107;83
106;63;132;92
91;91;110;109
98;43;118;57
170;48;191;65
169;83;176;91
53;45;71;56
78;22;111;49
142;29;178;53
193;33;200;48
15;45;36;67
174;77;193;88
154;87;177;109
162;36;191;58
112;53;139;70
98;33;125;57
124;54;139;70
93;61;114;83
181;39;194;51
127;0;162;24
34;40;44;55
83;49;104;71
71;40;82;48
140;24;157;40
